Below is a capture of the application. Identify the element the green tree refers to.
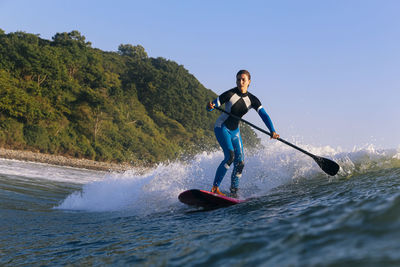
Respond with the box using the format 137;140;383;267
118;44;148;59
0;30;260;165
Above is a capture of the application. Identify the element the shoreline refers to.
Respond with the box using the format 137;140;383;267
0;148;135;172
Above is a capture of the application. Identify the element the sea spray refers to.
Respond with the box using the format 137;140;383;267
55;143;400;213
337;144;400;176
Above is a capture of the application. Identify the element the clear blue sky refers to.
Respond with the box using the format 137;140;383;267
1;0;399;150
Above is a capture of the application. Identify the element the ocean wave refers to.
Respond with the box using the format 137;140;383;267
54;142;400;213
336;144;400;176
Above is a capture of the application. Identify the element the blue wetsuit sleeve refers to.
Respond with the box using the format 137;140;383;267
258;107;276;133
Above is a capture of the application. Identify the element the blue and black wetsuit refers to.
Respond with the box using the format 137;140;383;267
207;87;276;192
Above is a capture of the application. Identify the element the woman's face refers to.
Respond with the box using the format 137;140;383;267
236;74;251;93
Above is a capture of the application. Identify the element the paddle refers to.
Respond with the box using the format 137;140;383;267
214;106;340;176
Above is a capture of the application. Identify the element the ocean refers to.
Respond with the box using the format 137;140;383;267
1;142;400;266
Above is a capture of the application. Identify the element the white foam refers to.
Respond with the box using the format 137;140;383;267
337;144;399;175
54;155;217;212
0;158;104;184
54;141;342;213
393;146;400;160
9;142;394;214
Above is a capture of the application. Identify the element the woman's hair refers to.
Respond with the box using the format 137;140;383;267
236;69;251;80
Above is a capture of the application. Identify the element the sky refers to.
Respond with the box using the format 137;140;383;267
1;0;399;150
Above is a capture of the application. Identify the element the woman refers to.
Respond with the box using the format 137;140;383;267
207;70;279;197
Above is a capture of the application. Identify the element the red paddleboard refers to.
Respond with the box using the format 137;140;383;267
178;189;245;209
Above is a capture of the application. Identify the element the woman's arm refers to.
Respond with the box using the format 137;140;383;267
258;107;279;139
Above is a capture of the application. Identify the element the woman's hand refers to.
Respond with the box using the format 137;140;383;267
207;101;215;111
271;132;280;139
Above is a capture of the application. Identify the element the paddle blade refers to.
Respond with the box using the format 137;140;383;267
313;156;340;176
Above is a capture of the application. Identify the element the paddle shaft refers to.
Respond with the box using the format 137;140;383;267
215;106;318;160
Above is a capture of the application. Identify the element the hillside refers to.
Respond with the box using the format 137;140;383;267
0;29;260;165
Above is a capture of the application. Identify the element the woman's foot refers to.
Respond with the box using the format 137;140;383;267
211;186;225;196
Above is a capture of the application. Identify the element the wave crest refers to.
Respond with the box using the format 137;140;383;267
55;143;400;213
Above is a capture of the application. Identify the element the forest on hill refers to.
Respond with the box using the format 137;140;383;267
0;29;260;165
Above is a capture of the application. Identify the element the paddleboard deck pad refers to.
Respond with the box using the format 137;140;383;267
179;189;245;209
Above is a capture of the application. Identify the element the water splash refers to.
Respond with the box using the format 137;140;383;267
336;144;400;176
55;143;400;213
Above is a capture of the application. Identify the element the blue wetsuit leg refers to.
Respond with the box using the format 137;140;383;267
213;125;234;187
231;130;244;191
213;125;244;189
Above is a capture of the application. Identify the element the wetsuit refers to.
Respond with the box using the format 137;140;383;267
207;87;276;192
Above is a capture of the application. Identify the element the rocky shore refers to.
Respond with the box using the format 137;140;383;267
0;148;134;172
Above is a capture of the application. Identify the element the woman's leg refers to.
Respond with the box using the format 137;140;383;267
230;129;244;193
213;126;234;187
